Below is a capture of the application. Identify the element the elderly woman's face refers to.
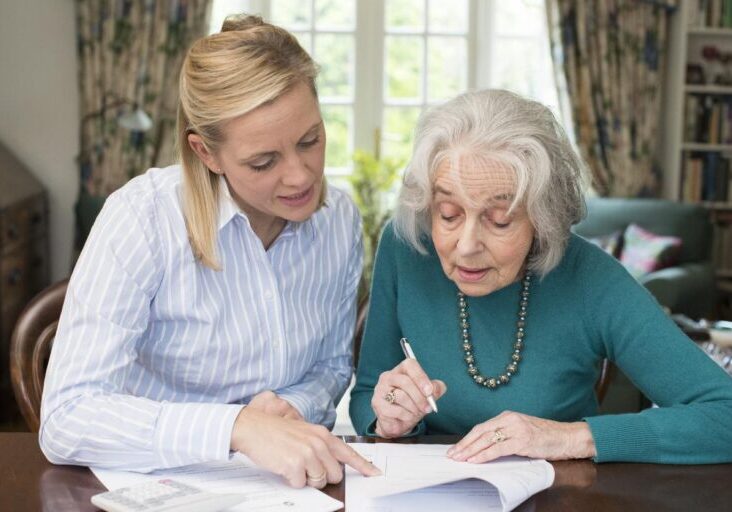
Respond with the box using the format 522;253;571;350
430;160;535;297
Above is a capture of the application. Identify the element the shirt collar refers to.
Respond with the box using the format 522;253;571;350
216;177;240;231
216;176;317;241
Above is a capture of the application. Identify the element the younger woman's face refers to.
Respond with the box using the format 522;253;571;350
190;81;326;230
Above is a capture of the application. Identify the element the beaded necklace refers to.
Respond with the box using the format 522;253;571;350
457;272;531;389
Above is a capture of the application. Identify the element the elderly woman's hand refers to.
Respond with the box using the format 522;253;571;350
447;410;597;462
371;359;447;438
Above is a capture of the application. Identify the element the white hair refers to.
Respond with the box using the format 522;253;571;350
394;89;588;276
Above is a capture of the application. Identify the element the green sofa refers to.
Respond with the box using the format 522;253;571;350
573;198;716;320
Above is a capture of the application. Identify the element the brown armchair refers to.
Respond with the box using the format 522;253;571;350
9;279;68;432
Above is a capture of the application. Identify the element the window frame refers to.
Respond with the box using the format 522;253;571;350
210;0;560;174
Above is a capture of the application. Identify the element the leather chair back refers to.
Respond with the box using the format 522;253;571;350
9;279;68;431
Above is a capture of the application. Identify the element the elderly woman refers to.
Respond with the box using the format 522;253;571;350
350;89;732;464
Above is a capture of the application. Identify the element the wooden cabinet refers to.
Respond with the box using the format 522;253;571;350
0;143;49;424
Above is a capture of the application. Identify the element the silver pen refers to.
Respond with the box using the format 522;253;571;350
399;337;439;413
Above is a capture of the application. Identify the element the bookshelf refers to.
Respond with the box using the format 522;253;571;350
662;1;732;296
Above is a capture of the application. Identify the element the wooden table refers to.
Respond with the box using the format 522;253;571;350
3;432;732;511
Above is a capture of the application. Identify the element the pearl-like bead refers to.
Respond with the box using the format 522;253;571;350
458;271;530;389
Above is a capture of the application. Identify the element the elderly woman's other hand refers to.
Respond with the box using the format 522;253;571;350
447;410;597;462
372;359;447;438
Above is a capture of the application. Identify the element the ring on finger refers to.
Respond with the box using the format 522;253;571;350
489;428;506;444
306;471;327;483
384;389;397;404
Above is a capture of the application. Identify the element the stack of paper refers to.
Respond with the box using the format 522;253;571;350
346;443;554;512
91;453;343;512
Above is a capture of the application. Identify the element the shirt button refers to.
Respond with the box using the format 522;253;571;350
273;337;281;347
264;290;274;300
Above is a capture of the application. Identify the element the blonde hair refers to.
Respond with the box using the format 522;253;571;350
177;14;320;269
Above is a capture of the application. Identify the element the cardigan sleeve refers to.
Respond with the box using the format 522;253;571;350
349;223;427;436
581;256;732;464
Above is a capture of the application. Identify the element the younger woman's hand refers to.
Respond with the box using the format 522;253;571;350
247;390;303;420
231;408;381;488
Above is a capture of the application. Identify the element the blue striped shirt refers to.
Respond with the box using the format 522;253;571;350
39;165;363;472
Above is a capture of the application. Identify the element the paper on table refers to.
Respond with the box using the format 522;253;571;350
346;443;554;512
91;453;343;512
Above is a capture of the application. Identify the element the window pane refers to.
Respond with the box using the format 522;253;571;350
315;0;355;30
292;32;312;54
271;0;312;29
492;39;547;100
428;0;467;33
385;36;423;100
322;105;352;168
385;0;424;31
382;107;420;164
208;0;252;34
315;34;354;98
428;37;467;101
494;0;544;36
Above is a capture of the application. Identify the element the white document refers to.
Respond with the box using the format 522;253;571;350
346;443;554;512
91;453;343;512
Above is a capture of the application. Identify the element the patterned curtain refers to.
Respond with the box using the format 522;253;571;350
547;0;677;197
75;0;211;243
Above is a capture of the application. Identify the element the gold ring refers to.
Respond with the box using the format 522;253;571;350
490;429;506;444
384;389;397;404
307;471;327;482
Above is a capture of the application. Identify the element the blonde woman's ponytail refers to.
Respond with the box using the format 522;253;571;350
177;14;318;269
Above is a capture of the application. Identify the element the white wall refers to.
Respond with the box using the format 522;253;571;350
0;0;78;281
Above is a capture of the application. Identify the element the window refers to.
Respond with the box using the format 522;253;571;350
209;0;561;177
379;0;470;164
481;0;559;110
270;0;357;176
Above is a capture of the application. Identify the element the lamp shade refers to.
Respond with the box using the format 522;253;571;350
118;107;153;131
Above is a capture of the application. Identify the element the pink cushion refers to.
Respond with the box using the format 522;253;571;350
619;224;682;279
587;231;623;258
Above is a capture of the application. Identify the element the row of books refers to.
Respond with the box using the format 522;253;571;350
681;152;732;202
712;220;732;273
688;0;732;28
685;95;732;144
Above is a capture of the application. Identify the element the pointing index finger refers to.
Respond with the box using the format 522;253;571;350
332;440;382;477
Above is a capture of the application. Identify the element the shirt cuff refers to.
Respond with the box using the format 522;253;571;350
277;388;336;426
154;402;243;468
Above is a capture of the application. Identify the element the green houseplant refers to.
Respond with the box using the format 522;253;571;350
347;150;403;300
